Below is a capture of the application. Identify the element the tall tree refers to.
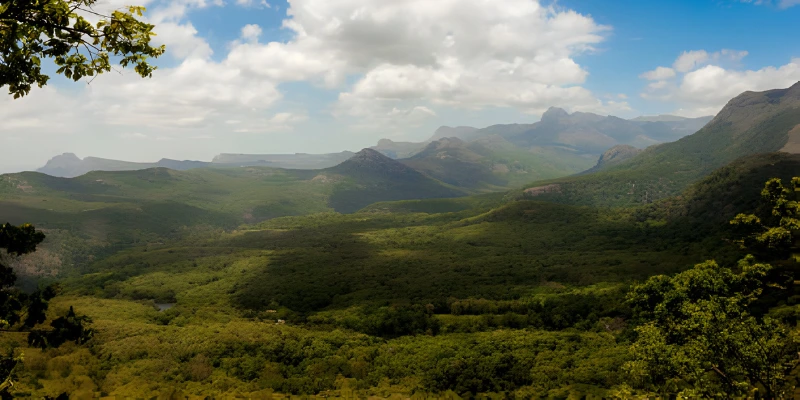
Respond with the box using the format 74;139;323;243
0;223;93;395
730;177;799;260
624;177;800;399
0;0;165;98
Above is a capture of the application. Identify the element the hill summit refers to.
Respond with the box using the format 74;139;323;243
330;148;423;178
326;148;464;213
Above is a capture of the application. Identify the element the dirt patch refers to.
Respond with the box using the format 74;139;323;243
311;174;340;184
523;184;562;197
14;179;33;192
492;164;510;173
780;124;800;154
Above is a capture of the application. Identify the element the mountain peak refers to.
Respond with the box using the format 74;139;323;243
541;107;569;122
351;148;387;161
40;153;82;167
331;148;412;174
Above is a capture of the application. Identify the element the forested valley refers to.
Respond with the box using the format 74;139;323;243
2;1;800;398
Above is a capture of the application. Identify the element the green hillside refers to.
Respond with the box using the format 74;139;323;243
399;137;594;191
523;82;800;207
0;151;466;268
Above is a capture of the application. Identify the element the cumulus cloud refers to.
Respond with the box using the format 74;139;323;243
224;0;624;116
671;49;747;73
640;67;676;81
640;51;800;117
240;24;263;42
2;0;633;168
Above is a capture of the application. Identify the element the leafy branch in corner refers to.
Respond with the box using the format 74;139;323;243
0;0;165;98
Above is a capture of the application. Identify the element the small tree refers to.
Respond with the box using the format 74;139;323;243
1;0;165;98
624;177;800;399
0;223;93;394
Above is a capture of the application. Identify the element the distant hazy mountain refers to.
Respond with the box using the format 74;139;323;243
494;107;712;153
37;151;358;178
397;137;595;190
523;81;800;206
37;153;211;178
373;111;711;165
212;151;355;169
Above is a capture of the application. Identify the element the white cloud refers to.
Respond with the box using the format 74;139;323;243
223;0;623;119
236;0;271;8
640;51;800;117
673;50;709;73
230;112;308;133
151;21;213;60
241;24;263;42
639;66;676;81
672;49;748;73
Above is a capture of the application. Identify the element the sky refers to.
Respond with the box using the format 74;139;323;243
2;0;800;172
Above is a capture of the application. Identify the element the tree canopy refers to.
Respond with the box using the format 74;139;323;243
731;177;800;259
624;177;800;398
0;0;165;98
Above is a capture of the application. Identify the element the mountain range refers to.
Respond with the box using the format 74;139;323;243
523;81;800;206
373;110;712;159
34;111;711;180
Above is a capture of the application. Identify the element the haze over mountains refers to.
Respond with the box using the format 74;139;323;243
35;110;712;180
5;82;797;240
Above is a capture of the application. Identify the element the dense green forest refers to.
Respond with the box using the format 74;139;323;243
1;148;798;398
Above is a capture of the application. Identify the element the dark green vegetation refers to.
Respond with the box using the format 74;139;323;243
624;175;800;398
0;0;164;98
